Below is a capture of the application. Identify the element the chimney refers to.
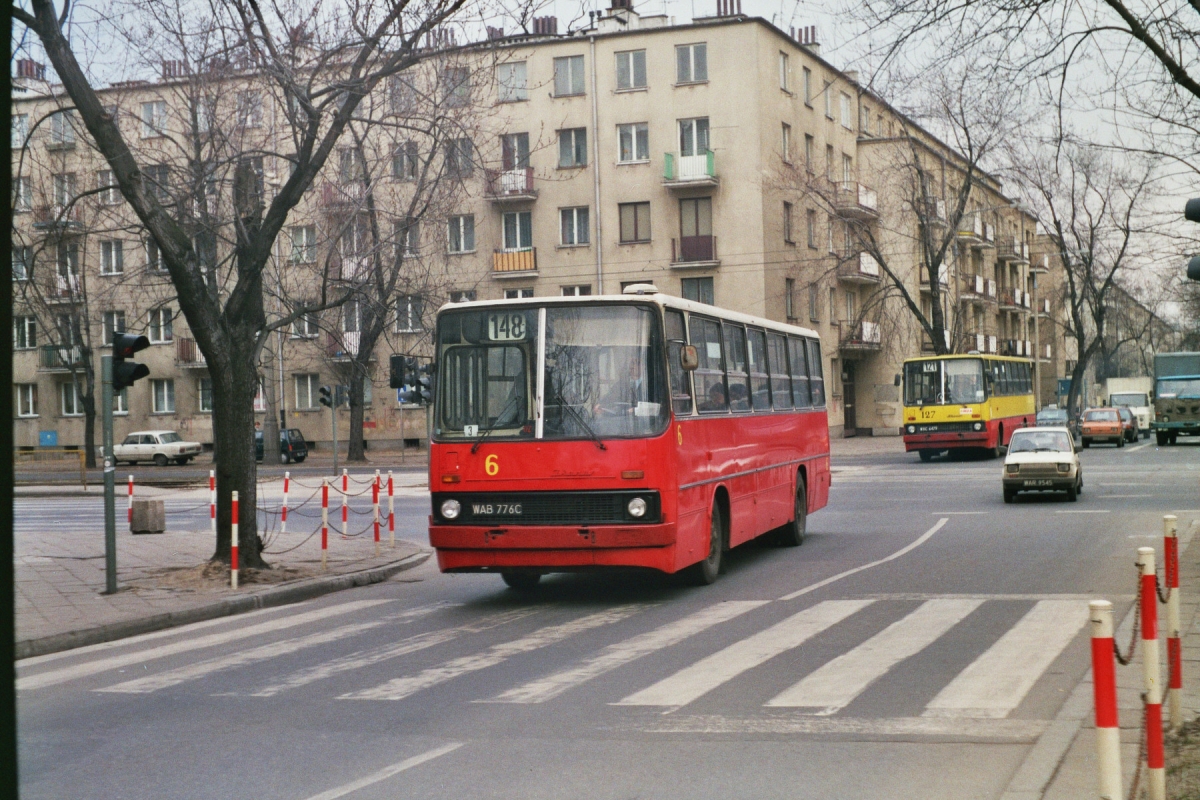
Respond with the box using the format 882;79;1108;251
486;25;505;40
844;70;859;84
797;25;820;54
611;0;632;9
161;60;188;80
533;16;558;35
16;59;45;81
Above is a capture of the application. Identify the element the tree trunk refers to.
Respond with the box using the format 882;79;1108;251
82;389;97;469
347;370;367;461
209;340;267;568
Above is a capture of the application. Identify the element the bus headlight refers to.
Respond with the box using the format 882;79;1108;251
906;425;916;434
440;499;461;520
627;497;648;518
973;422;984;431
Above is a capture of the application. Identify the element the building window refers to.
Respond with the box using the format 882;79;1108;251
803;67;812;104
561;285;592;296
553;55;586;96
443;65;471;107
141;100;167;137
681;277;714;305
396;295;424;333
560;207;590;246
840;93;853;129
198;378;213;413
448;214;475;253
146;238;164;272
12;113;28;148
61;382;83;416
237;91;263;127
395;218;420;258
295;374;320;410
97;170;120;205
829;287;837;321
501;132;530;170
16;384;37;417
50;111;76;145
779;52;790;90
392;141;419;180
12;246;31;281
823;82;832;118
338;148;365;183
445;137;474;177
289;225;316;263
253;381;267;412
558;128;587;167
57;242;79;287
616;49;647;89
809;284;820;321
14;316;36;349
291;310;318;338
144;164;170;203
502;211;533;250
804;135;814;172
675;43;707;83
496;61;528;102
388;75;416;114
449;290;477;303
113;388;128;415
783;202;794;243
14;176;32;211
843;153;854;184
785;278;796;319
679;117;710;156
53;172;77;207
860;104;871;134
102;311;125;346
504;288;534;299
100;240;124;275
781;123;791;162
846;290;856;321
149;307;174;343
619;202;651;243
806;209;817;248
617;123;649;163
825;145;834;181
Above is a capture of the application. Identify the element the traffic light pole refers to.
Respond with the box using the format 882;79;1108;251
332;399;339;475
101;355;118;594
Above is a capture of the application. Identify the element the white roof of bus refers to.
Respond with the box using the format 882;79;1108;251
436;292;821;340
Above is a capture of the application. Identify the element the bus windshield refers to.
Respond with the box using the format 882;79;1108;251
436;308;536;440
904;359;986;406
1157;379;1200;400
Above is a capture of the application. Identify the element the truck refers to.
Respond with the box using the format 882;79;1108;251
1152;352;1200;446
1104;377;1154;437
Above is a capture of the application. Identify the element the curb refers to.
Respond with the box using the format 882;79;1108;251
15;549;433;660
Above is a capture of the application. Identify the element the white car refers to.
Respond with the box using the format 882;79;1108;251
1002;427;1082;503
114;430;204;466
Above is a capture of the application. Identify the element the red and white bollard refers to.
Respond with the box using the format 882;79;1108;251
127;474;134;525
1138;547;1166;800
387;470;395;548
340;469;349;540
209;470;216;540
281;471;290;536
1165;514;1182;730
230;491;239;589
1089;600;1122;799
321;479;329;570
373;470;381;557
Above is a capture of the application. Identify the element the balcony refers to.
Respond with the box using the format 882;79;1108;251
32;204;82;231
1031;254;1049;273
919;197;947;226
319;181;366;212
39;344;83;371
998;288;1027;312
981;222;996;248
1040;343;1053;361
961;332;987;353
175;337;207;368
838;320;882;352
986;335;998;353
959;273;987;303
671;235;719;268
333;255;372;282
493;247;537;276
485;167;538;203
921;329;952;352
919;264;949;293
834;182;879;220
662;151;718;189
327;331;370;361
836;251;882;284
997;237;1029;264
1038;297;1051;316
955;213;983;244
50;273;82;302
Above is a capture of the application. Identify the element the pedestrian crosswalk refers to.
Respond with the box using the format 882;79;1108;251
18;592;1094;733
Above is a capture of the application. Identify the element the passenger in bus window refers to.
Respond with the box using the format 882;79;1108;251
596;357;644;415
700;381;727;411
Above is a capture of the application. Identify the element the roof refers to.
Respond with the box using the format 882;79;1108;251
903;353;1033;363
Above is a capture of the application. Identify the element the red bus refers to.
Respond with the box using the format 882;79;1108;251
427;286;831;588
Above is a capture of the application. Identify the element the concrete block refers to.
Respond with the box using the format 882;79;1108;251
131;500;165;534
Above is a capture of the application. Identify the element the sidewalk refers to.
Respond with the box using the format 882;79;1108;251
830;433;906;459
1012;517;1200;799
14;473;433;659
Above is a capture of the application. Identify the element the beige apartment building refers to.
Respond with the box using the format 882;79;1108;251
11;2;1067;452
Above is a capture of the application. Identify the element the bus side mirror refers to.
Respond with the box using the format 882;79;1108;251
893;373;902;387
680;345;699;371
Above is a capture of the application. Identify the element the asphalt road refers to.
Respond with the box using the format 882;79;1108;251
16;439;1200;799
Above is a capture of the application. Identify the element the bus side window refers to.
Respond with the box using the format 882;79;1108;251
807;338;826;407
747;328;771;411
789;336;811;408
723;323;751;412
767;332;793;409
690;316;728;412
1023;363;1032;394
665;309;694;416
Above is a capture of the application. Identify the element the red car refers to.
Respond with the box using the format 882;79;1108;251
1081;408;1124;448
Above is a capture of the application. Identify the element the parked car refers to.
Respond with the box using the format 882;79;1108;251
255;428;309;464
1117;407;1139;443
1081;408;1124;448
1036;407;1080;439
114;430;204;466
1002;427;1082;503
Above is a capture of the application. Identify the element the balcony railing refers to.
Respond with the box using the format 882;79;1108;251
997;237;1028;263
53;273;82;299
955;213;983;242
32;204;82;230
919;263;949;290
663;151;717;187
920;329;952;352
319;181;366;210
327;331;362;360
671;235;718;265
920;197;947;225
175;337;207;368
834;182;878;219
960;273;986;300
961;332;987;353
335;255;372;282
1039;298;1051;315
39;344;83;370
493;247;537;274
998;287;1027;310
838;320;882;351
1031;254;1049;273
485;167;537;201
836;251;882;283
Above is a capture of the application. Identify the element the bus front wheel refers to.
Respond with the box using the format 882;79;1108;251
686;507;724;586
918;449;935;462
776;478;807;547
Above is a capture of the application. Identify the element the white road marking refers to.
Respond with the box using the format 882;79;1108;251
483;601;768;704
247;609;538;697
1054;510;1111;514
96;604;442;694
342;605;648;702
1124;441;1153;452
778;518;949;601
614;600;872;708
301;742;463;800
766;598;983;713
632;714;1048;742
923;600;1090;719
930;511;987;515
18;599;392;692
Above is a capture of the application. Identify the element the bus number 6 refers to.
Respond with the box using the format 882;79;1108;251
484;454;500;476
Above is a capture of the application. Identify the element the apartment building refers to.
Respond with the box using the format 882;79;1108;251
11;2;1066;450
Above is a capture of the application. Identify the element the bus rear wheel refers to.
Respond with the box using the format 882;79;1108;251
918;449;936;462
501;572;541;591
686;507;724;586
776;478;807;547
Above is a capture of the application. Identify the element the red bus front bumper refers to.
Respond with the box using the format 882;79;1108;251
430;520;678;573
903;431;991;452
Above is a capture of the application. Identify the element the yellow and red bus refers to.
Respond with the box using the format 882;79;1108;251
427;287;831;588
901;354;1036;460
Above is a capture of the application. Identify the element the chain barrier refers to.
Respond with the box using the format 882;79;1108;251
262;523;322;554
163;501;215;515
1114;565;1142;666
1127;695;1147;800
1156;571;1170;605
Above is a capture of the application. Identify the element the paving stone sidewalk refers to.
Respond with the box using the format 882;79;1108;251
14;473;432;658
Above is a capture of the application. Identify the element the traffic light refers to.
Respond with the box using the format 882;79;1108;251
394;356;421;404
334;384;349;407
389;354;406;389
417;362;434;405
1187;199;1200;281
319;384;333;408
111;333;150;391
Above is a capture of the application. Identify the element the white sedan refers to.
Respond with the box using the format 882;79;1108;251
114;430;204;466
1002;427;1083;503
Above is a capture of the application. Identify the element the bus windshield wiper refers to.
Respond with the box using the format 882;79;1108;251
547;377;606;450
469;394;524;454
